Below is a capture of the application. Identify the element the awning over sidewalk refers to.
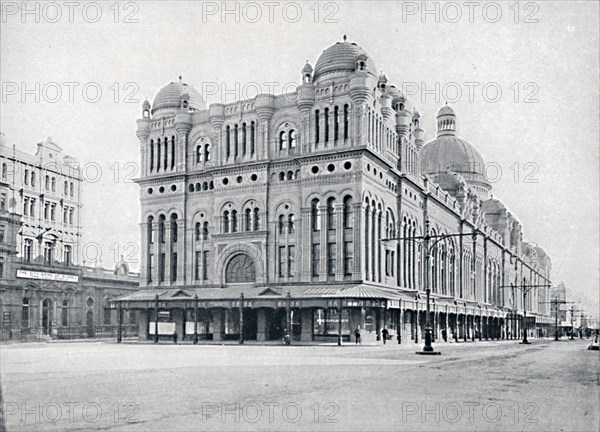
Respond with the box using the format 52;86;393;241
110;284;409;309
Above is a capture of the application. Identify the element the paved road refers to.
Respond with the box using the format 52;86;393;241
1;339;598;431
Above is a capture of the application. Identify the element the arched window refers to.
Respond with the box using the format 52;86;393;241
343;196;353;228
1;163;6;180
24;169;29;185
64;180;68;195
196;146;203;163
327;197;335;230
279;131;287;150
158;215;166;243
279;172;285;181
147;216;154;244
226;126;231;159
150;140;155;172
288;214;295;234
163;137;168;170
204;144;211;161
289;130;296;148
203;182;208;191
311;199;321;231
234;124;239;158
250;121;255;155
286;171;294;180
31;171;36;186
209;181;214;190
344;104;350;140
334;106;339;141
231;210;238;233
189;184;195;193
225;254;256;283
45;175;50;190
223;211;230;233
203;222;209;240
170;214;178;243
315;110;320;144
253;208;260;231
195;222;201;241
245;208;252;232
324;108;330;142
70;182;73;197
278;215;285;234
156;139;161;172
171;136;176;170
242;123;247;155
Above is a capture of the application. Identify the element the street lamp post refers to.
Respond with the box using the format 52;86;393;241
382;221;478;356
416;219;440;355
154;294;159;344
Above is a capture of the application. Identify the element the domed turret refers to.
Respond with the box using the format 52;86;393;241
421;105;491;200
152;77;205;117
301;60;313;83
313;37;377;83
436;103;456;137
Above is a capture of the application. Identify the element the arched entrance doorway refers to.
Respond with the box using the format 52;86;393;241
42;299;52;335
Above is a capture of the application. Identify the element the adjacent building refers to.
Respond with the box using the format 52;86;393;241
115;38;553;343
0;133;139;341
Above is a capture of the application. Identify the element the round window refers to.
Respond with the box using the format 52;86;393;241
311;166;319;174
222;178;229;185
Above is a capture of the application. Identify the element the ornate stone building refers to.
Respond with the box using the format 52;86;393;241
0;133;139;341
117;38;553;343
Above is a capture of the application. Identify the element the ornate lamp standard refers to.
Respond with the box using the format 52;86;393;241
383;218;477;355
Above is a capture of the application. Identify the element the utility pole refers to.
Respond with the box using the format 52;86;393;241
541;298;572;341
569;306;582;340
498;282;551;344
382;220;477;356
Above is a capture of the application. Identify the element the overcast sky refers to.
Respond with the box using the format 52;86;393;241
1;1;598;313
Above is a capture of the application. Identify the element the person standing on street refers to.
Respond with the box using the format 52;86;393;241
355;326;362;345
382;327;389;344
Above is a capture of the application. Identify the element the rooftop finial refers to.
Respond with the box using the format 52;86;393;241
343;35;347;42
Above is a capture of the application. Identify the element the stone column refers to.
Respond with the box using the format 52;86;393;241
319;205;328;282
301;208;312;282
172;308;184;342
256;309;267;342
334;203;344;281
138;309;149;340
354;203;364;279
212;309;223;341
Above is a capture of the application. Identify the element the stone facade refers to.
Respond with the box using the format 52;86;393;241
0;134;139;341
122;39;553;344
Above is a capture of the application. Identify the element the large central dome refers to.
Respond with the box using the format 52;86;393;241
421;105;491;200
313;40;377;82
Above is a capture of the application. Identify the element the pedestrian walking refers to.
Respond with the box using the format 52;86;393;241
354;326;362;345
381;327;389;344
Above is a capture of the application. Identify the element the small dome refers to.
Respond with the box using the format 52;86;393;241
438;104;455;117
302;61;313;74
152;80;205;114
142;99;150;109
313;40;377;82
